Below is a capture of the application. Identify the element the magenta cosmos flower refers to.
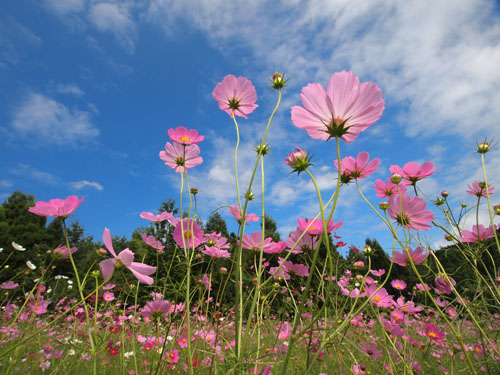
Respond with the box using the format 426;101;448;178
435;275;456;295
374;177;408;199
141;300;173;319
389;162;438;185
466;181;495;198
212;74;258;119
159;142;203;173
53;244;78;259
424;323;446;342
291;71;385;143
173;218;204;249
391;246;428;267
460;224;496;243
388;193;434;230
334;151;380;181
168;126;204;145
99;228;156;285
28;196;83;217
140;211;173;222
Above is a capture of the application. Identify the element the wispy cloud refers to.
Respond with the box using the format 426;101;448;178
8;164;60;185
10;92;99;145
70;180;104;191
56;83;85;96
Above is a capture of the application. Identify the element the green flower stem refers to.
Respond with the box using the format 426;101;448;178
481;153;500;257
326;136;343;224
62;219;97;375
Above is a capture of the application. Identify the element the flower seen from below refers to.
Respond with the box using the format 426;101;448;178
297;218;343;236
173;218;204;249
240;232;274;252
53;244;78;259
460;224;496;243
389;162;438;185
284;146;313;175
99;228;156;285
142;233;165;251
334;151;380;181
374;177;408;199
168;126;204;145
140;211;173;222
391;246;428;267
228;204;259;224
388;193;434;230
28;196;84;217
159;142;203;173
291;71;385;143
212;74;258;119
466;181;495;198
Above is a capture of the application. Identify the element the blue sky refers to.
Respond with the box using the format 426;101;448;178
1;0;500;253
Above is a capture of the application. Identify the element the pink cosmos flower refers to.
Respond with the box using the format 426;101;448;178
53;244;78;259
391;279;407;290
28;196;83;217
366;285;394;308
334;151;380;181
389;162;438;185
99;228;156;285
29;300;51;315
435;275;456;295
173;218;204;249
240;232;274;252
103;291;115;302
166;349;179;364
466;181;495;198
212;74;258;119
424;323;445;342
142;233;165;251
141;300;173;318
460;224;496;243
159;142;203;173
269;257;309;280
370;269;386;277
168;126;204;145
374;177;408;198
228;204;259;224
202;232;231;258
297;218;343;236
140;211;173;222
264;240;286;254
358;342;383;359
291;71;385;143
388;193;434;230
0;281;19;290
286;229;318;253
391;246;428;267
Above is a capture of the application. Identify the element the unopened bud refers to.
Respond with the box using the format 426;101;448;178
353;260;364;269
441;190;449;198
445;234;453;241
363;245;374;255
220;267;228;274
98;248;107;256
379;202;389;210
390;174;402;184
494;205;500;215
461;203;468;208
477;142;490;154
190;187;199;195
91;270;101;278
270;72;287;89
434;198;445;206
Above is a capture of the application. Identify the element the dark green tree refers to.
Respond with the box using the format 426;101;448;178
205;211;229;238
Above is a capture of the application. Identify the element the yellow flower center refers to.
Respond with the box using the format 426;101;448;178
181;136;191;142
184;231;193;239
428;332;437;338
373;296;381;302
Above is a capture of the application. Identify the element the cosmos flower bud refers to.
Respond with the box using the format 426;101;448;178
363;245;374;255
434;198;445;206
379;202;389;210
220;267;228;274
445;234;453;241
441;190;449;198
494;205;500;215
477;141;490;154
353;260;364;269
270;72;287;89
285;147;313;175
461;203;468;208
190;187;199;195
390;174;402;184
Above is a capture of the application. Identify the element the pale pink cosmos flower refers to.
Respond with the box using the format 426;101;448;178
168;126;204;145
291;71;385;143
212;75;258;119
388;193;434;230
202;232;231;258
286;229;318;254
466;181;495;198
460;224;496;243
334;151;380;181
370;269;385;277
142;233;165;251
53;244;78;259
159;142;202;173
358;342;383;359
391;279;407;290
366;285;393;308
173;218;204;249
264;241;286;254
389;162;438;185
140;211;173;222
374;177;408;199
141;300;173;318
297;218;343;236
228;204;259;224
391;246;428;267
0;281;19;290
29;300;51;315
103;291;115;302
240;232;273;252
29;196;84;217
269;257;309;280
99;228;156;285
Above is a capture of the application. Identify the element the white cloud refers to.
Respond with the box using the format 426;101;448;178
56;83;85;96
88;2;136;52
70;180;104;191
10;92;99;145
8;164;60;185
43;0;86;16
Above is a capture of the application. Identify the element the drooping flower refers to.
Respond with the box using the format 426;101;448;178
99;228;156;285
53;244;78;259
159;142;203;173
391;247;429;266
173;218;204;249
466;181;495;198
389;162;438;185
291;71;385;143
168;126;204;145
460;224;496;243
228;204;259;224
435;275;456;295
142;233;165;252
140;211;173;222
297;218;343;236
212;74;258;119
374;177;408;199
334;152;380;181
388;193;434;230
28;196;84;217
0;281;19;290
11;241;26;251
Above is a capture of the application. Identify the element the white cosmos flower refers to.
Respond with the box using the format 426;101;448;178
26;261;36;270
12;242;26;251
